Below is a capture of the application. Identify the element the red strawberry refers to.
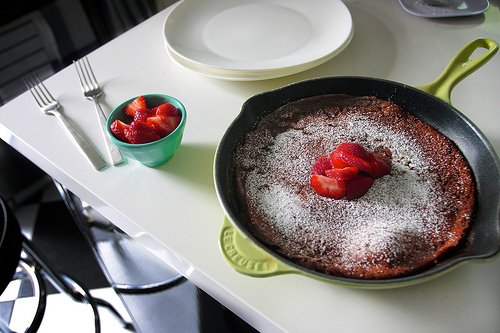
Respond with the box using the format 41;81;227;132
368;152;391;179
334;152;372;173
109;120;130;142
123;96;147;117
146;115;169;136
330;155;351;169
333;143;369;161
310;175;346;199
345;175;374;200
146;115;179;137
124;128;161;144
311;156;332;175
133;108;155;122
325;167;359;181
129;120;157;135
161;115;181;132
156;103;180;117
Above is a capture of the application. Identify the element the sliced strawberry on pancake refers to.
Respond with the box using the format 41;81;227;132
311;156;332;176
310;175;346;199
345;175;374;200
334;152;372;173
325;167;359;181
368;152;391;179
333;142;370;161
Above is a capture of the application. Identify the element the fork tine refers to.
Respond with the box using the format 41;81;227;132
34;73;56;104
75;59;88;91
23;74;53;108
23;75;39;107
75;57;99;91
83;57;99;88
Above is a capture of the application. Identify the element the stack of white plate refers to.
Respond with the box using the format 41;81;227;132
163;0;353;80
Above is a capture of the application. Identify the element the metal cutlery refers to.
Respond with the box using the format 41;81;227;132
23;74;108;171
75;57;124;166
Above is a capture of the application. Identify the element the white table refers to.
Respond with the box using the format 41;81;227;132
1;1;500;332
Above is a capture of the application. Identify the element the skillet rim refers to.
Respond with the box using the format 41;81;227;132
214;76;500;286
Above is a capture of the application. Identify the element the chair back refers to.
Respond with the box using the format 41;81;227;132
0;197;22;295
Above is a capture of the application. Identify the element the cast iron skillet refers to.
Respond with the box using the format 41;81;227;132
214;38;500;288
0;197;22;295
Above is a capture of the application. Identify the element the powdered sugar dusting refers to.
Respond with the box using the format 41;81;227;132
233;95;474;278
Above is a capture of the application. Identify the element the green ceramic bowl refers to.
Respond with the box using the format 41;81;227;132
106;94;186;167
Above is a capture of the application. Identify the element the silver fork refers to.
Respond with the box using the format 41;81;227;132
23;74;108;171
75;57;123;166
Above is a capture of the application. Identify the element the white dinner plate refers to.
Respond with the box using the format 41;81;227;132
399;0;489;18
163;0;353;80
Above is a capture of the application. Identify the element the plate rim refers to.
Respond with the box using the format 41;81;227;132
398;0;489;18
163;0;353;78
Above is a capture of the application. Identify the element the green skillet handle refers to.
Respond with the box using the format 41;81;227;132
417;38;499;104
219;216;299;277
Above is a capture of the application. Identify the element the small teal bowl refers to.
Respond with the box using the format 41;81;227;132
106;94;186;167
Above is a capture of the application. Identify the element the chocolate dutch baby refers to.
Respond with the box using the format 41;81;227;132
233;94;475;279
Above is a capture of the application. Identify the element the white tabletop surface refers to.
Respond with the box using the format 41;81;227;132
2;1;500;332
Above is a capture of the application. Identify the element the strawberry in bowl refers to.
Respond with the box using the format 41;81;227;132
106;94;186;167
110;95;182;144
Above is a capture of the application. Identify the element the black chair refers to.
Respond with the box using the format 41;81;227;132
0;196;134;332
